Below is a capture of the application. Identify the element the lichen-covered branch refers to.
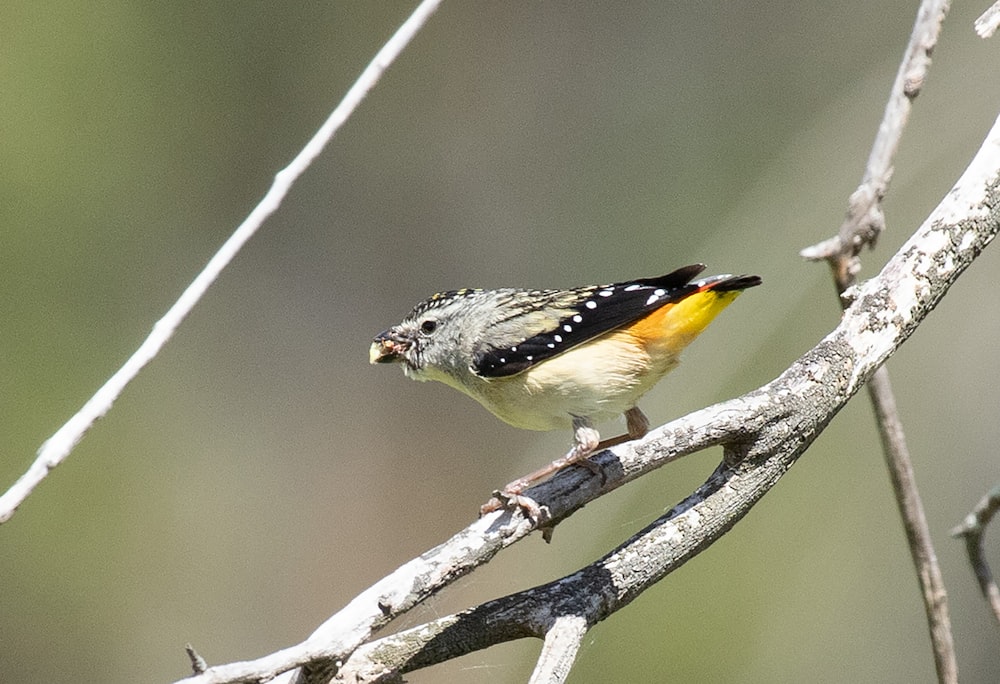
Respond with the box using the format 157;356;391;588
177;111;1000;684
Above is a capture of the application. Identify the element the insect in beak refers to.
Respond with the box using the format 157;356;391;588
369;330;410;364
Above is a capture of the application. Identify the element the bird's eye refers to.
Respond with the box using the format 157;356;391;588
420;319;438;334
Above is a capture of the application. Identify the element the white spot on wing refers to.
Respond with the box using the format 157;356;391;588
585;301;597;309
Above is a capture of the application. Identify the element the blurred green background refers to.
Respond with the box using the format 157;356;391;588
2;2;999;682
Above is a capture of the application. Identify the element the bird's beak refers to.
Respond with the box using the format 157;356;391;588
369;330;409;364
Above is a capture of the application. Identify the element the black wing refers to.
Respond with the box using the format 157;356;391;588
473;264;716;378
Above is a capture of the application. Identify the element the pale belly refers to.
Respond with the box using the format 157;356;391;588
463;332;679;431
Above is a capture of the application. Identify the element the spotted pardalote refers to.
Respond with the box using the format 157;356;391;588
370;264;761;514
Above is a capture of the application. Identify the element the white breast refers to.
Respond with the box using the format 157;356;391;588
462;330;679;431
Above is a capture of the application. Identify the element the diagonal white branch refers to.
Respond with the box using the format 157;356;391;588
0;0;444;525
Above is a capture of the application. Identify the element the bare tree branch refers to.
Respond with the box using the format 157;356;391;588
176;111;1000;684
0;0;444;526
867;370;956;680
976;1;1000;37
801;0;950;280
962;2;1000;632
801;2;958;681
951;485;1000;624
529;617;588;684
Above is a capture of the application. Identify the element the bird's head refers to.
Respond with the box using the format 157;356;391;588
370;288;490;383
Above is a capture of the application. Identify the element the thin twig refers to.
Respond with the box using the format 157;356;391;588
186;644;209;675
951;485;1000;623
868;370;956;671
0;0;444;525
801;0;950;283
801;1;958;681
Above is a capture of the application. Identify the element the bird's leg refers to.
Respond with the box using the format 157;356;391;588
481;409;653;519
481;417;601;520
501;416;600;493
594;406;649;450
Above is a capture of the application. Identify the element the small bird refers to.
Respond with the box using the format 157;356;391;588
370;264;760;516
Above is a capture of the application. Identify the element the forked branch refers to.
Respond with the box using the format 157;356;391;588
802;1;957;680
951;485;1000;624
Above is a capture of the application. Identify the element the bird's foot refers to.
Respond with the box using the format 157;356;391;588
480;487;550;526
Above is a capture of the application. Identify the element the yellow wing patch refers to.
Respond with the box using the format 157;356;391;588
625;289;744;357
